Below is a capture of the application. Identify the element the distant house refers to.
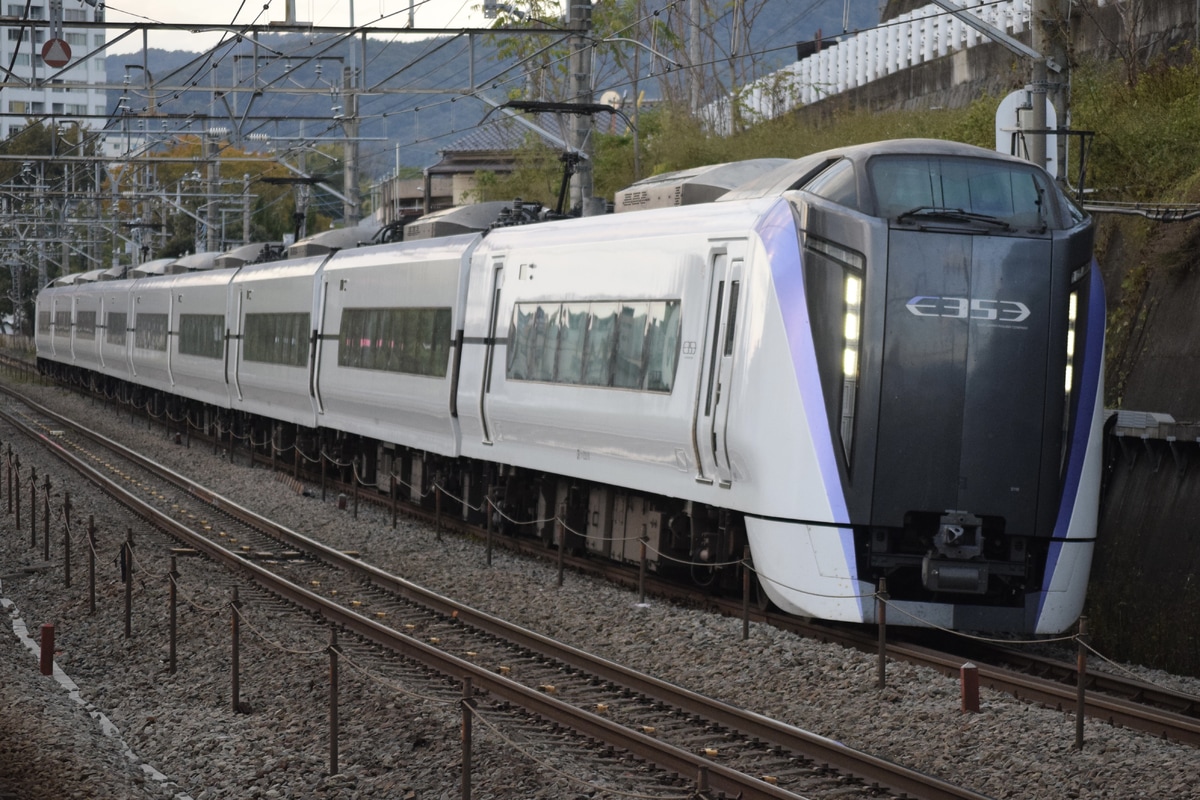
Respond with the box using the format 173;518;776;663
378;110;616;226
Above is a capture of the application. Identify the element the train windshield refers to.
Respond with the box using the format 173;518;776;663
869;155;1054;230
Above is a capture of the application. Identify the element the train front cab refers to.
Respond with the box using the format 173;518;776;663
747;142;1103;634
854;149;1101;634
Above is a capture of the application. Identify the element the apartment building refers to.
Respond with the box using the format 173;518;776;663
0;1;107;139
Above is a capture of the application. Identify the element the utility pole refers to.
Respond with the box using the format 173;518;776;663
688;0;701;114
342;66;361;226
568;0;597;215
1042;0;1072;183
1031;0;1070;177
205;132;219;253
242;174;252;245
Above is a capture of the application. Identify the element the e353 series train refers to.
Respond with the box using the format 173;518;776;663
36;139;1105;634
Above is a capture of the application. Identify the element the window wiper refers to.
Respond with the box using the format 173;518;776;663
896;206;1014;231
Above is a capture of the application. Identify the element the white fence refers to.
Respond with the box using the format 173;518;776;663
703;0;1118;135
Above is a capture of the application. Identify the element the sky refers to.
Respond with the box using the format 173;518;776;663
101;0;495;54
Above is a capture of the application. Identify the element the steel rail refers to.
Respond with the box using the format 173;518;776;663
0;385;996;800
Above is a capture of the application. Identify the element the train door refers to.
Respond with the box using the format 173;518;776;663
97;296;106;371
478;260;504;445
310;280;330;414
228;290;244;400
694;247;744;488
166;292;175;386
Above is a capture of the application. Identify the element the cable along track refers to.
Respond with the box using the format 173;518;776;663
0;386;994;800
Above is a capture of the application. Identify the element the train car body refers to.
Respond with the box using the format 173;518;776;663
35;278;72;363
165;268;238;409
227;257;326;428
129;274;179;392
313;234;476;458
92;281;136;381
34;138;1104;635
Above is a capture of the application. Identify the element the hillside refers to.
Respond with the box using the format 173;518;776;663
105;0;881;173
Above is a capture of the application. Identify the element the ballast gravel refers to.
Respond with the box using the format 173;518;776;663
1;381;1199;800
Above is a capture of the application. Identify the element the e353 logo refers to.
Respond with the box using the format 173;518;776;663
905;296;1031;323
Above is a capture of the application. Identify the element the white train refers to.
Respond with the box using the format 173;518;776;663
37;139;1106;634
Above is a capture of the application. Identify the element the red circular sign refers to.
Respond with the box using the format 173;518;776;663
41;38;72;68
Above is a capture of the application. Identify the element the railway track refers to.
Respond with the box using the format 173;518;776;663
10;359;1200;751
0;383;998;799
342;474;1200;749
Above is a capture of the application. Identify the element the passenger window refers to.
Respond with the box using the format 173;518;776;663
644;301;680;392
613;303;649;389
529;304;562;382
583;303;618;386
557;304;589;384
803;159;859;210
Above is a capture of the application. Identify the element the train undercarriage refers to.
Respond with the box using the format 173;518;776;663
42;360;755;603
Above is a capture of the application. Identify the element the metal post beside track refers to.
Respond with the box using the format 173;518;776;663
28;465;36;549
877;577;888;690
742;545;751;641
12;454;18;524
329;627;339;775
485;487;493;567
638;537;647;605
168;556;178;675
390;473;397;529
87;516;96;615
62;492;71;587
123;529;133;638
435;484;442;539
42;473;50;562
461;677;474;800
1076;616;1088;749
231;587;241;713
556;517;565;587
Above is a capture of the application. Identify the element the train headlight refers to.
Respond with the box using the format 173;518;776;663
1064;291;1077;394
841;274;863;459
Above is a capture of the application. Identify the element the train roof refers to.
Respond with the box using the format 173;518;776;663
287;218;382;257
214;242;285;269
613;158;790;213
718;138;1039;202
404;201;512;241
